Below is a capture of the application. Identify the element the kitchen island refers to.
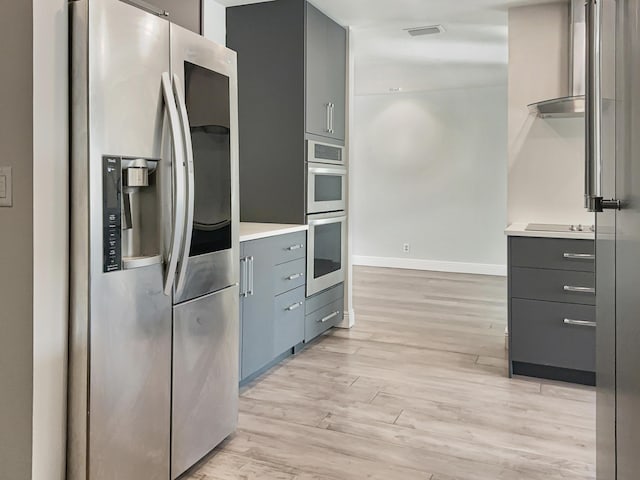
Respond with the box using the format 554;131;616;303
505;223;596;385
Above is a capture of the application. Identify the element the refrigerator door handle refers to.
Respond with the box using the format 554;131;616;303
172;74;196;296
161;72;187;296
585;0;604;212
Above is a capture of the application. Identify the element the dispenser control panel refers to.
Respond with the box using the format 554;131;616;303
103;156;122;272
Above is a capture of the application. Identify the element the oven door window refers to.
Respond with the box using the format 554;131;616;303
184;61;232;257
313;222;342;278
314;174;343;203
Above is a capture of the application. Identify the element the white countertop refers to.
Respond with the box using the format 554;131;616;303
240;223;308;242
505;223;595;240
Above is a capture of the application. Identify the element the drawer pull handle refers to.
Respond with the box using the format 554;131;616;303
564;253;596;260
287;273;304;281
318;311;341;324
564;285;596;294
564;318;597;328
286;302;303;312
286;244;304;251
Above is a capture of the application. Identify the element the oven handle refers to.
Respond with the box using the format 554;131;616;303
307;214;347;227
307;164;347;176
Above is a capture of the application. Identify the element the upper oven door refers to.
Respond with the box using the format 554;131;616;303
308;140;345;166
307;163;346;214
171;24;240;303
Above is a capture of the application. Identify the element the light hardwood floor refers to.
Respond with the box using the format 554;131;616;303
185;266;596;480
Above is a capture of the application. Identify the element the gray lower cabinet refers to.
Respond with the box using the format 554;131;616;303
508;236;596;385
240;231;307;381
305;283;344;342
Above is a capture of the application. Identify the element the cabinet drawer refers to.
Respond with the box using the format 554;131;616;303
511;299;595;372
306;282;344;315
271;232;307;265
273;258;306;296
305;299;343;343
511;267;595;305
274;287;305;355
510;237;595;272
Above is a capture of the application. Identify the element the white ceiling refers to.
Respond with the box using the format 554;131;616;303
218;0;563;95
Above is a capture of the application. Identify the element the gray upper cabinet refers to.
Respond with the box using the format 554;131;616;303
227;0;346;224
305;3;346;141
325;12;347;141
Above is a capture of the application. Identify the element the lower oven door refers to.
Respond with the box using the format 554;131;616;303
307;163;347;214
307;212;347;297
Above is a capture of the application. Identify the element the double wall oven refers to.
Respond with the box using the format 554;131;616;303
307;140;347;297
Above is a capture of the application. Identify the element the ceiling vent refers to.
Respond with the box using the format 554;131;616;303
405;25;445;37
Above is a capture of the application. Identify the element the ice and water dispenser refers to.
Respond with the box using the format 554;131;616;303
102;155;162;273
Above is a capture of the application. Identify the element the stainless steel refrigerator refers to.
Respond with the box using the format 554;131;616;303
585;1;640;478
68;1;240;479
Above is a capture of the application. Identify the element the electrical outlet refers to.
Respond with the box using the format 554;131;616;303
403;243;410;253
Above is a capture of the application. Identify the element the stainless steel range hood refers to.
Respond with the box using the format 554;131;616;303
528;0;586;118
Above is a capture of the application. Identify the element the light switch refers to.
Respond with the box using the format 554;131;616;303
0;167;12;207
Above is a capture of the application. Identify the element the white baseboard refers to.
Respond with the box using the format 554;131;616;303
337;309;355;329
352;255;507;277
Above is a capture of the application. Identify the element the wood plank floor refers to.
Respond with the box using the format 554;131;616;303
185;266;596;480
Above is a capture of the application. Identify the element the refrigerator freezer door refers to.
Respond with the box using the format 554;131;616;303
596;1;640;477
610;1;640;477
171;285;240;479
595;0;617;478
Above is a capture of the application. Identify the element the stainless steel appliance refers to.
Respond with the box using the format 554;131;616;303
307;139;345;166
525;223;596;233
583;0;640;478
68;1;239;479
307;163;347;214
306;211;347;296
306;140;346;296
528;0;586;117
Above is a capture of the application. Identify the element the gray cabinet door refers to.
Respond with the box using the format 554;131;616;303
241;238;276;380
305;2;330;139
326;16;346;141
510;237;595;272
511;267;596;305
274;286;305;355
305;3;346;142
511;299;595;372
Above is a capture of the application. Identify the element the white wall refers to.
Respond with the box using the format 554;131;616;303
352;86;508;275
32;0;69;479
203;0;227;46
508;2;594;225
